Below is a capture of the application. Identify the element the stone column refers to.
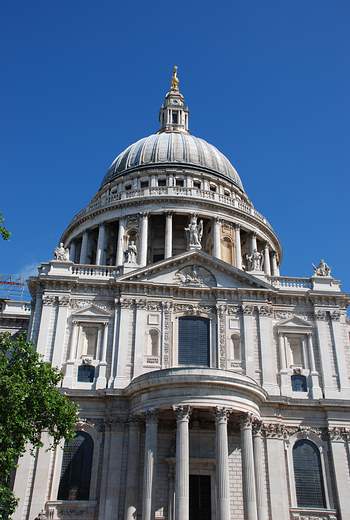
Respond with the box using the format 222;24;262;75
258;306;279;395
252;421;269;520
69;240;76;262
140;212;149;266
51;296;70;368
165;212;173;259
328;427;350;517
314;309;337;398
250;233;257;253
168;466;175;520
174;405;191;520
329;312;350;398
278;332;290;395
265;425;289;520
96;321;109;389
240;414;258;520
96;223;106;265
124;418;141;520
142;410;158;520
234;224;242;269
213;218;221;259
264;244;271;276
116;218;125;266
215;407;231;520
271;251;279;276
63;319;79;387
79;231;89;263
101;419;125;520
306;332;322;399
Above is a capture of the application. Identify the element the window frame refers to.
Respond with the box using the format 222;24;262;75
173;313;216;368
287;432;332;510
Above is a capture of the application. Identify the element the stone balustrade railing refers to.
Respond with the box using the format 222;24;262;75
269;276;313;290
71;186;273;230
71;264;119;278
290;508;337;520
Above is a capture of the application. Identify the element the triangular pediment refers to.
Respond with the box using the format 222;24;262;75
71;304;111;318
116;251;274;290
276;316;312;330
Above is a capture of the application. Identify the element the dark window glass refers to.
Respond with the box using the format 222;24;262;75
291;374;307;392
58;432;93;500
172;111;179;124
293;440;325;508
141;181;149;189
125;184;132;191
77;365;95;383
178;317;210;366
209;184;217;192
153;254;164;263
193;181;201;189
158;179;166;187
176;179;184;187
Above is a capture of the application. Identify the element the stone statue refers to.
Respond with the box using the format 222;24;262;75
313;259;331;277
171;65;179;91
53;242;70;262
185;215;203;250
246;249;264;271
124;240;138;264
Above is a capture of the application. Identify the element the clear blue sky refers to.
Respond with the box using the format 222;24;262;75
1;1;349;290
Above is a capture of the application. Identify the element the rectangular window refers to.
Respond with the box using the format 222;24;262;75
172;111;179;124
158;178;166;187
140;181;149;189
176;179;184;187
178;317;210;366
193;180;201;189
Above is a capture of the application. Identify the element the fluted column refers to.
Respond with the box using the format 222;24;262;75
69;241;76;262
250;233;257;253
142;410;158;520
79;231;89;263
140;212;149;266
241;414;258;520
96;321;109;389
234;224;242;269
174;405;191;520
165;212;173;259
124;418;141;520
116;218;125;266
252;421;268;520
264;244;271;275
96;223;106;265
271;251;279;276
215;407;231;520
213;218;221;259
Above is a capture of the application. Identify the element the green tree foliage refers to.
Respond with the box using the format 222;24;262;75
0;333;78;519
0;213;10;240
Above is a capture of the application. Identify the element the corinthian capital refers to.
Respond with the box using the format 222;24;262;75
173;405;191;422
215;407;232;424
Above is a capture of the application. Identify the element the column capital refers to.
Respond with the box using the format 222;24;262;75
166;211;173;217
139;211;150;218
214;407;232;424
264;242;269;250
234;222;241;230
240;412;256;430
252;419;264;437
144;409;158;424
173;405;191;422
214;216;222;224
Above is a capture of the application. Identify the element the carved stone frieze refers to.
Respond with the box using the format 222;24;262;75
42;295;57;306
161;301;172;368
314;309;328;321
257;305;273;317
173;303;214;316
119;297;135;309
70;299;113;312
330;310;341;321
291;512;337;520
227;305;240;316
241;304;254;316
327;426;350;442
216;304;227;368
57;295;70;307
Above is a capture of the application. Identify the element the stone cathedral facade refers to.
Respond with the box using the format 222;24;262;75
10;68;350;520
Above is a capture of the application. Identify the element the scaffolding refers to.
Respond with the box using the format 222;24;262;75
0;275;30;300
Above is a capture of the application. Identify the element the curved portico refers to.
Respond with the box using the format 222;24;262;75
122;368;266;520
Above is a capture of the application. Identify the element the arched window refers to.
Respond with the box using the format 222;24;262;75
149;329;159;357
293;439;325;508
178;317;210;366
221;237;233;264
58;431;93;500
231;334;241;361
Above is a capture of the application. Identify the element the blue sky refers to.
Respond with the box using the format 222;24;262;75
0;1;349;291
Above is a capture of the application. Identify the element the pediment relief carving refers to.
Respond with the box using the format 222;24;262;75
175;264;217;287
71;303;112;318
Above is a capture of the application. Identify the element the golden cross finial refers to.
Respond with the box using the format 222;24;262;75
171;65;179;91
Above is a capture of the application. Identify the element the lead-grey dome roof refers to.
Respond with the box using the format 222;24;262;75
101;132;244;191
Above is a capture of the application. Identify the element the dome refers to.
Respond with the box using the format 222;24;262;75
102;132;244;191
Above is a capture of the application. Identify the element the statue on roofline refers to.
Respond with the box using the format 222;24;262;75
313;259;331;277
185;214;203;250
54;242;70;262
171;65;179;91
